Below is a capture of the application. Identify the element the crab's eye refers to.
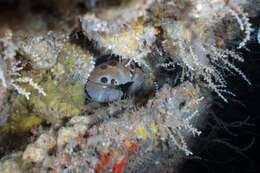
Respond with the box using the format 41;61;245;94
111;78;117;85
100;77;108;83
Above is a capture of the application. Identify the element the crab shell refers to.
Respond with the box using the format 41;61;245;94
85;81;124;103
85;60;132;103
85;60;144;103
89;60;132;85
128;67;145;96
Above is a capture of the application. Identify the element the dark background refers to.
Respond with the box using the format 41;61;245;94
181;17;260;173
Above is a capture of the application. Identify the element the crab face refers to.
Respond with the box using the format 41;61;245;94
85;60;144;103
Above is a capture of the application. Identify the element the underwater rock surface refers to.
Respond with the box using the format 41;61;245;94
0;0;259;173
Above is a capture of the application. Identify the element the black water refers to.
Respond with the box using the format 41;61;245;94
181;33;260;173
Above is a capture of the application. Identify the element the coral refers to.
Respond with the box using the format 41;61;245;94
0;115;42;133
57;124;88;148
0;39;46;100
81;2;157;68
258;28;260;44
10;73;82;126
0;158;22;173
28;78;84;124
0;83;206;173
0;0;256;172
8;41;94;126
80;0;253;102
151;0;252;102
22;144;47;163
228;5;252;49
1;38;95;129
0;39;18;87
0;81;207;173
20;32;67;70
23;133;56;163
58;42;96;84
0;82;12;125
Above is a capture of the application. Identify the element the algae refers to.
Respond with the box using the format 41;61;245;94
7;41;93;127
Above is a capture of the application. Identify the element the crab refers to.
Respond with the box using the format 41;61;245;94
85;59;144;103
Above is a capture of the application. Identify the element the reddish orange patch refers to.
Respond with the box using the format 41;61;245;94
216;39;225;49
186;91;195;97
113;156;128;173
124;141;139;153
95;153;112;173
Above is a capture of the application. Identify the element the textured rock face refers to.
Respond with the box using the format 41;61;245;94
0;159;22;173
0;0;257;172
22;133;56;163
0;81;209;173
